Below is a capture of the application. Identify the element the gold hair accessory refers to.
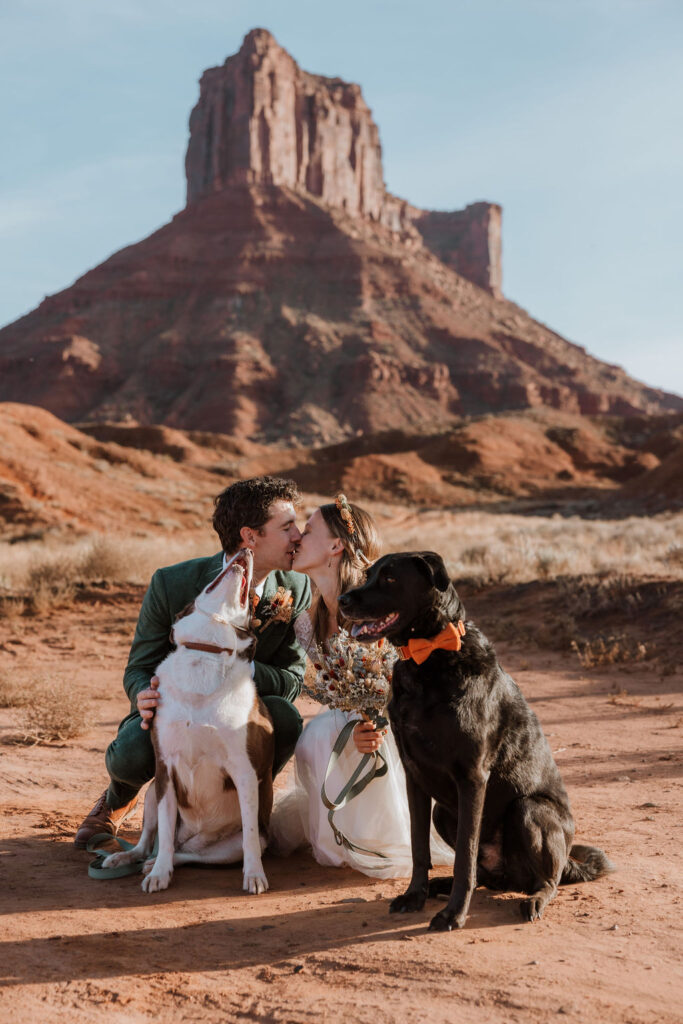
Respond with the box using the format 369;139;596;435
335;493;356;535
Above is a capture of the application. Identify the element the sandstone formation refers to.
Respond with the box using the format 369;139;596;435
185;29;500;293
0;30;680;444
411;204;503;298
187;31;385;220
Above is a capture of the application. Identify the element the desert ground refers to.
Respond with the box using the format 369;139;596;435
1;508;682;1024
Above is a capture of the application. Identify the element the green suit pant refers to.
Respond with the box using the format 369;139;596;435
105;696;303;809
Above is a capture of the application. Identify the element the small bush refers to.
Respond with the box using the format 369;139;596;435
11;677;90;744
559;576;643;619
0;673;29;708
77;535;136;581
571;635;652;668
26;558;77;613
0;596;26;621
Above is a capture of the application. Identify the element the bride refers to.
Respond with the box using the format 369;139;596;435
272;494;451;879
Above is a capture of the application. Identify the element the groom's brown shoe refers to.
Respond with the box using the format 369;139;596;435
74;789;138;849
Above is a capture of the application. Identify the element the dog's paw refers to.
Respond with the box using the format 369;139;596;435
389;889;427;914
243;870;269;895
141;858;155;876
520;896;545;922
428;908;466;932
141;868;172;893
101;850;138;869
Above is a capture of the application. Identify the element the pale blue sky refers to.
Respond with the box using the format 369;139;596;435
1;0;682;395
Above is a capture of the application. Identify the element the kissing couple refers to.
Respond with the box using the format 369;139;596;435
75;475;450;877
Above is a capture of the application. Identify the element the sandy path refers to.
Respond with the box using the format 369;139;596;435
1;587;682;1023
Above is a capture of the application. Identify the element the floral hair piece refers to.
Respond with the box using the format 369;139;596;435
335;493;356;536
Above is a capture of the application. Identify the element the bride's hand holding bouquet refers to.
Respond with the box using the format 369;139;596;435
302;627;397;744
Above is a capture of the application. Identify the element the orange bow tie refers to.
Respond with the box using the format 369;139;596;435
400;620;466;665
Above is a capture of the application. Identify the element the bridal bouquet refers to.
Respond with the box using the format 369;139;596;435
303;629;399;726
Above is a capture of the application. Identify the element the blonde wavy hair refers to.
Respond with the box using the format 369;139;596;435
310;497;381;645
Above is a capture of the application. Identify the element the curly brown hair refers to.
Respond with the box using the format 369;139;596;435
212;476;301;554
311;499;381;644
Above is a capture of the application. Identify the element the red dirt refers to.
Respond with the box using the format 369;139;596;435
1;585;681;1023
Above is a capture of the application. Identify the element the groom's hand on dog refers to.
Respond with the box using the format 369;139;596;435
353;719;386;754
138;676;161;730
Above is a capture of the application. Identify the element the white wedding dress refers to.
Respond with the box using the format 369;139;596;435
269;614;453;879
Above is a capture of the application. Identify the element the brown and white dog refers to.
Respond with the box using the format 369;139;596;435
101;548;274;894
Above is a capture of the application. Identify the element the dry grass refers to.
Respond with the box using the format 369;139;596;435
0;671;29;708
26;560;77;613
0;531;215;601
0;596;26;620
382;509;683;586
2;676;91;744
0;509;681;614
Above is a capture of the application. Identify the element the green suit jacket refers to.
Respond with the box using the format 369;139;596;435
123;553;311;710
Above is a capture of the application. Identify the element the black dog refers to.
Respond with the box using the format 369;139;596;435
339;551;613;931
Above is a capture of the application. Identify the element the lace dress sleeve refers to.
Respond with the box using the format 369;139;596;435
294;612;315;661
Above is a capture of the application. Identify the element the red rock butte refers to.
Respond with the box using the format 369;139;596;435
0;27;680;444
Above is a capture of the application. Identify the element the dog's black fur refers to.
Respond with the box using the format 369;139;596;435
339;551;613;931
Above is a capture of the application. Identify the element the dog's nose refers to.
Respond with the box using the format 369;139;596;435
338;593;351;611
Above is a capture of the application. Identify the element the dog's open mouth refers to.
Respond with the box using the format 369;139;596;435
350;612;400;639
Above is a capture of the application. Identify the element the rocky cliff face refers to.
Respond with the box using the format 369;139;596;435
187;30;393;224
0;30;680;442
185;29;497;290
412;203;503;298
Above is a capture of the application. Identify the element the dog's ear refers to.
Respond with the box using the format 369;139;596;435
416;552;451;592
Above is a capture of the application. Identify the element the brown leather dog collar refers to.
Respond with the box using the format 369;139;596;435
400;620;466;665
180;641;234;655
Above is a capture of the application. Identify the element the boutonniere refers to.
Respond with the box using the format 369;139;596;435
252;587;294;630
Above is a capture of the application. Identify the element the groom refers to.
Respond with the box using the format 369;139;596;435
74;476;311;849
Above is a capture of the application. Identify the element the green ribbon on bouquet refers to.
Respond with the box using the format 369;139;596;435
321;718;389;860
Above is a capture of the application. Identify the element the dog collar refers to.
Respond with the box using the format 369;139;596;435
399;620;466;665
180;641;234;655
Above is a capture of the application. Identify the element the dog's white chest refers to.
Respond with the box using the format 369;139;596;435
156;647;254;766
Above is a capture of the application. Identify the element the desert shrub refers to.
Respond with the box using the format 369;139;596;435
571;635;652;668
459;545;488;565
0;596;26;621
11;677;90;744
0;672;29;708
558;575;643;619
534;548;573;580
26;559;77;612
76;535;139;581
